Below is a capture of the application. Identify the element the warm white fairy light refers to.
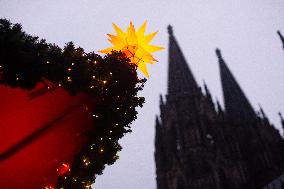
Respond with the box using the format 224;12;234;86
67;68;72;71
103;80;107;84
85;161;90;166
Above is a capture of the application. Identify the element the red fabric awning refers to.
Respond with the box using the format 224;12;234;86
0;84;94;189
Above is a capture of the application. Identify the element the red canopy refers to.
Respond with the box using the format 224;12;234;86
0;84;94;189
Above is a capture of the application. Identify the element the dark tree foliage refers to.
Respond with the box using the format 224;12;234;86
0;18;146;188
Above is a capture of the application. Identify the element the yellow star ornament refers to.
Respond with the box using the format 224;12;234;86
99;22;164;78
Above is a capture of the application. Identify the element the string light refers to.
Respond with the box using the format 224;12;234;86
46;61;50;64
90;85;94;89
110;72;112;75
103;80;107;84
67;76;72;82
92;75;96;79
58;83;62;87
45;186;54;189
71;63;75;66
16;77;19;81
67;68;72;71
90;144;95;150
100;148;104;153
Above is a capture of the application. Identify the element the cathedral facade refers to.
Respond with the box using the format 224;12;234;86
155;26;284;189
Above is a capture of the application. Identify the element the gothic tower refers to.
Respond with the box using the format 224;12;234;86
155;27;284;189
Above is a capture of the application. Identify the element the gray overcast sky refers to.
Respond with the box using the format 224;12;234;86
1;0;284;188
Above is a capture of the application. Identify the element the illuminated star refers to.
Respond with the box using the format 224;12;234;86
99;21;164;78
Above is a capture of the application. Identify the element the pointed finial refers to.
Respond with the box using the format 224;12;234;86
277;30;284;49
279;112;284;122
159;94;164;106
258;104;268;120
203;80;211;97
167;25;173;36
155;115;162;128
216;98;223;114
279;112;284;134
216;48;222;59
155;115;159;123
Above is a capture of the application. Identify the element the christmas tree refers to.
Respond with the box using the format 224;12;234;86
0;18;163;189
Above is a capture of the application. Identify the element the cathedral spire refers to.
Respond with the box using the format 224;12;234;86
216;49;255;122
277;30;284;50
167;25;199;96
